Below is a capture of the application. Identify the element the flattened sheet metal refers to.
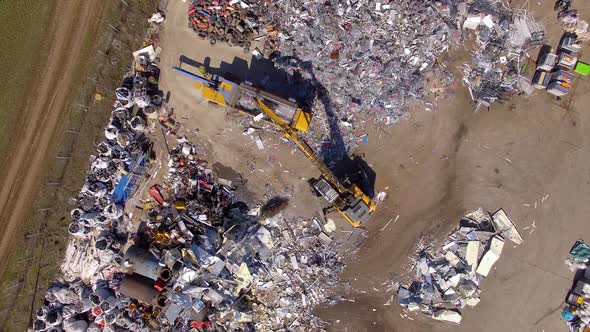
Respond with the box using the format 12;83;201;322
433;309;462;324
444;250;462;268
466;241;480;272
476;235;505;277
492;209;523;245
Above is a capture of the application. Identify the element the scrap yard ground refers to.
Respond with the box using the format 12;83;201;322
2;0;590;331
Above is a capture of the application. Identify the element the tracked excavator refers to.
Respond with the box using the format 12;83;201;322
172;65;376;226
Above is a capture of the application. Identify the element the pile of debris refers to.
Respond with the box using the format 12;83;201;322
397;208;523;324
188;0;263;50
40;138;344;331
66;46;162;246
261;0;459;153
556;0;590;38
181;1;550;153
182;1;460;154
458;1;545;111
35;37;164;331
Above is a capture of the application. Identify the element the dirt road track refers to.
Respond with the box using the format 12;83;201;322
0;0;105;271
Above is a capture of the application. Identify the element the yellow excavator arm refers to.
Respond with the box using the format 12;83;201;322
254;98;375;227
254;99;345;192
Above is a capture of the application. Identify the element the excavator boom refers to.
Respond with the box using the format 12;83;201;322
254;99;346;193
255;98;375;226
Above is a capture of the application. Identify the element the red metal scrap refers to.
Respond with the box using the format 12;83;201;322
190;321;212;328
91;306;103;317
153;278;166;292
198;179;213;191
188;4;197;15
149;184;165;206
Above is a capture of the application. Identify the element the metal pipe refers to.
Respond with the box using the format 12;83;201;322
157;294;168;308
172;67;213;86
119;274;160;305
159;267;172;282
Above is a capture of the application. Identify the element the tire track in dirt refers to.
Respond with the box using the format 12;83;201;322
0;0;105;271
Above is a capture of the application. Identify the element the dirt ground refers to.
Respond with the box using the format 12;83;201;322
0;0;107;269
157;1;590;331
0;1;160;329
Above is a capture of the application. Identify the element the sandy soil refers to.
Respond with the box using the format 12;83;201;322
0;0;106;269
157;1;589;331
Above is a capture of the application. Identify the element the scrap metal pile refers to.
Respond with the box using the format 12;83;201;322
65;47;162;255
261;0;460;154
34;43;162;332
262;0;458;118
396;208;523;324
185;0;547;154
188;0;263;50
458;1;545;111
557;0;590;37
39;142;344;331
36;41;343;332
184;0;460;155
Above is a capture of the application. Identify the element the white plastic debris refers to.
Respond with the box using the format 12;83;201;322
324;218;336;233
466;241;480;272
132;45;157;62
433;309;462;324
463;14;482;30
397;208;517;322
148;12;165;24
255;135;264;150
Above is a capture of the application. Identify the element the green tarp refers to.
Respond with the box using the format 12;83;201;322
574;61;590;76
570;240;590;263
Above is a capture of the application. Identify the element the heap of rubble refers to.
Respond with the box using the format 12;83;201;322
39;137;344;331
562;240;590;332
261;0;459;154
397;208;523;324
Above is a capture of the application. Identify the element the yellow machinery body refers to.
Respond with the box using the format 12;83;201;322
196;80;310;132
172;66;311;132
